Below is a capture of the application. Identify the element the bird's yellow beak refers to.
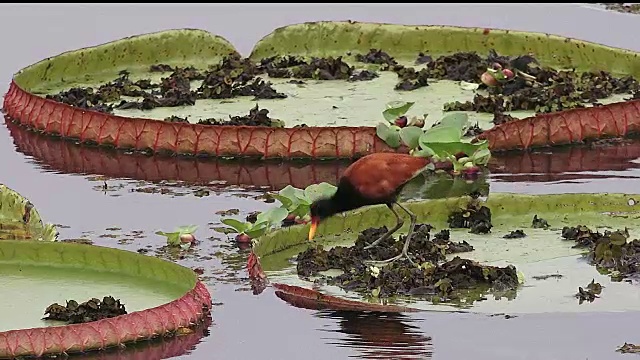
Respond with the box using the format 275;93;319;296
308;217;319;241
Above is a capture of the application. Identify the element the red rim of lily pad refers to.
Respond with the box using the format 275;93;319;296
3;23;640;160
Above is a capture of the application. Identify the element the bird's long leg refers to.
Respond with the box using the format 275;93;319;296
364;203;404;250
369;202;418;266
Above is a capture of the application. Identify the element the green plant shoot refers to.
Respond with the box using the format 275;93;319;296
272;183;337;219
221;206;289;239
382;101;415;122
155;225;198;248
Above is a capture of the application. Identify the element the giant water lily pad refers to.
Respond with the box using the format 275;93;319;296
0;240;209;358
0;184;57;241
16;25;640;131
254;192;640;314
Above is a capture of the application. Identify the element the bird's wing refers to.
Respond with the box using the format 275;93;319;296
344;154;430;201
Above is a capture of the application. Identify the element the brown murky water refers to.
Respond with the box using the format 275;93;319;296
2;3;640;359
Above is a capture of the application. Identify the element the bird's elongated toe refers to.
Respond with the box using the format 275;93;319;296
365;250;416;267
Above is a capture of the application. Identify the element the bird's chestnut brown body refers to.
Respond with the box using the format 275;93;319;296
309;153;431;228
341;153;431;203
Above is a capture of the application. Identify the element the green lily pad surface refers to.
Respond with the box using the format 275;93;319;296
255;192;640;314
0;241;195;332
16;25;639;129
0;184;57;242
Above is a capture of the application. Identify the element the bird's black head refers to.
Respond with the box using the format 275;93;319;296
310;197;340;222
308;197;340;241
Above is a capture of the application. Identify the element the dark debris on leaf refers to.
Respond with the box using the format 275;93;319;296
295;57;354;80
348;70;379;82
464;122;484;137
261;55;354;80
394;67;430;91
245;211;260;223
46;88;115;114
149;64;174;72
532;273;563;281
385;51;488;92
229;77;288;100
259;55;308;77
196;104;280;127
45;70;165;112
575;279;602;304
617;342;640;354
197;54;286;100
415;52;433;65
164;115;189;123
296;223;518;303
425;52;487;82
503;230;526;239
447;199;493;234
443;49;640;120
532;215;550;229
355;49;399;68
492;112;519;126
113;69;198;110
43;296;127;324
562;225;637;282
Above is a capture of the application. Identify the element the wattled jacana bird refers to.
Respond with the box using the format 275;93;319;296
308;152;433;265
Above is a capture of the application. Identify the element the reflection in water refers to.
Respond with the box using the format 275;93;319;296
489;142;640;183
400;170;490;201
7;119;640;191
316;311;433;360
4;119;350;190
67;314;212;360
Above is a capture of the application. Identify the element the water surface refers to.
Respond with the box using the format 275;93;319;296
2;3;640;359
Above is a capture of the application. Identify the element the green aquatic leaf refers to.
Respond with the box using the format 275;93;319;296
245;222;270;239
253;192;640;314
291;203;312;218
419;118;465;145
399;172;490;201
279;185;298;199
280;185;307;204
399;126;424;149
382;101;415;122
272;194;293;210
176;225;198;235
256;207;289;226
412;147;436;158
422;142;485;159
471;147;492;165
376;122;402;148
220;219;249;233
155;231;182;246
304;182;337;202
440;112;469;131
